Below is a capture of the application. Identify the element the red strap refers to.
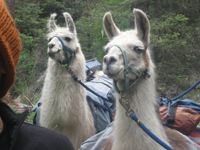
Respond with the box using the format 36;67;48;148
190;132;200;146
190;132;200;138
161;116;167;121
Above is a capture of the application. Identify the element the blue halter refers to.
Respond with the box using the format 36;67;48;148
109;45;151;95
54;36;76;65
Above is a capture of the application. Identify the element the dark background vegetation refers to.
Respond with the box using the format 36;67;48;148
5;0;200;104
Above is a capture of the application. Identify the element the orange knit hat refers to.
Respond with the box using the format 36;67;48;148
0;0;22;98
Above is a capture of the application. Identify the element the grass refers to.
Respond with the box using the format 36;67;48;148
182;89;200;102
9;104;35;124
157;83;200;102
25;112;35;124
9;93;41;124
20;93;41;106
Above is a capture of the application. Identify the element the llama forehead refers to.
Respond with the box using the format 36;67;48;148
105;30;150;68
47;28;75;39
105;31;145;51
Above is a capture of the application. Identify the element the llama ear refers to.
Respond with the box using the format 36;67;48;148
133;9;150;49
103;12;120;40
48;13;57;32
63;12;77;35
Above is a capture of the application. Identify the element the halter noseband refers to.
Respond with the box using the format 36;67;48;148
54;36;76;65
109;45;151;95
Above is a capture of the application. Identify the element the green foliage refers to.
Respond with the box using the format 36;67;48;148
76;1;133;62
39;0;84;24
13;0;48;98
102;0;130;3
8;104;17;113
12;0;200;102
9;104;36;124
13;0;85;99
150;2;200;88
25;112;35;124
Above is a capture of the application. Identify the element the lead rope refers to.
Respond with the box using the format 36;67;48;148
161;80;200;122
119;82;174;150
110;45;174;150
65;66;113;122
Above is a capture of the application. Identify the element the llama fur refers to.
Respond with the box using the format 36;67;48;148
40;12;95;150
102;9;189;150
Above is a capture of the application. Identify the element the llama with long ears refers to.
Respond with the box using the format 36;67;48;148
40;12;95;150
102;9;189;150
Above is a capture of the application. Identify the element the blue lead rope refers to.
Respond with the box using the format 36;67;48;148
72;75;113;122
130;113;174;150
172;80;200;101
162;80;200;122
72;75;111;103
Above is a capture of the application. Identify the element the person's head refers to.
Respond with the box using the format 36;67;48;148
0;0;22;98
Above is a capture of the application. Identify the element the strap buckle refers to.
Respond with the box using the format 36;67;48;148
126;109;134;118
119;92;130;111
66;66;74;76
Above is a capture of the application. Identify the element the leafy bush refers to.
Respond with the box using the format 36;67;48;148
12;0;200;102
13;0;48;98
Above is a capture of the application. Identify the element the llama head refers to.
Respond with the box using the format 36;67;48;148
46;12;79;64
103;9;151;81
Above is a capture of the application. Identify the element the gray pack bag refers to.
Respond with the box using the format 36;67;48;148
79;122;113;150
85;76;115;133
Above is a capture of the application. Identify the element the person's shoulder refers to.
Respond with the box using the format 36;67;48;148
15;123;74;150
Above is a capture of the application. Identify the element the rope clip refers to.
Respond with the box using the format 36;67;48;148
126;109;134;118
67;66;74;76
119;92;131;114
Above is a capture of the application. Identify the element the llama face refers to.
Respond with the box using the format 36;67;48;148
46;13;78;64
103;9;150;81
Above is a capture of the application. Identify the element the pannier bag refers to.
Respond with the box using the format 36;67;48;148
159;98;200;136
85;76;115;133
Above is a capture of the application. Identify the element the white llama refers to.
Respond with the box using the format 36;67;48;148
102;9;189;150
40;12;95;150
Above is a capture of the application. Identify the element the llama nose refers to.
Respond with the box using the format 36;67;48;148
104;56;117;65
48;43;55;49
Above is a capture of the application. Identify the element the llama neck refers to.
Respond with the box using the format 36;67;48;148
43;58;86;111
112;71;169;150
47;58;85;82
118;74;157;116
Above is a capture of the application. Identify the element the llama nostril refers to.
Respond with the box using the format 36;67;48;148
103;57;107;63
48;44;55;49
110;57;117;64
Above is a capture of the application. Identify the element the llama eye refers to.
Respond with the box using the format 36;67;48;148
134;47;143;54
65;37;71;42
105;48;109;53
48;38;52;42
